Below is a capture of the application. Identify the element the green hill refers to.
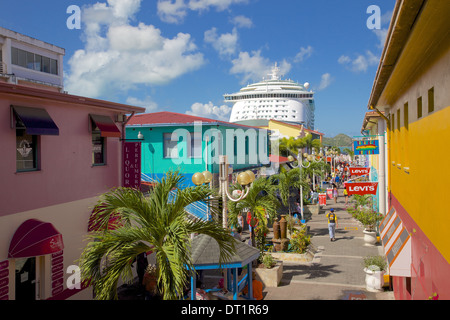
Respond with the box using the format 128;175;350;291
322;133;352;147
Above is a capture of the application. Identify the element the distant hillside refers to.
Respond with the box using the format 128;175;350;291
322;133;352;147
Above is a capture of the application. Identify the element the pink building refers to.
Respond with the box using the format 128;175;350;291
0;28;144;300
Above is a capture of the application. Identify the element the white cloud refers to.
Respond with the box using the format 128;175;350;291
157;0;249;24
65;0;205;98
338;50;379;73
294;46;313;63
316;73;333;91
126;96;158;113
230;50;291;84
231;15;253;28
186;102;231;121
204;27;238;57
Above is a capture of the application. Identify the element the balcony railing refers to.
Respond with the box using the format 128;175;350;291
0;62;5;74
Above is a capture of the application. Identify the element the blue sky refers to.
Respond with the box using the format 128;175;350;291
1;0;394;138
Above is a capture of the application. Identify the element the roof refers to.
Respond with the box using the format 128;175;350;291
127;111;261;129
361;111;385;131
0;82;145;114
270;119;324;136
190;234;260;269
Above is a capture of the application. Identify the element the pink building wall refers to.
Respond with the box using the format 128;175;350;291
390;193;450;300
0;88;128;216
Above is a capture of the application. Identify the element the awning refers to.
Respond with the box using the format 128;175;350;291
380;207;411;277
8;219;64;258
12;105;59;135
89;114;121;137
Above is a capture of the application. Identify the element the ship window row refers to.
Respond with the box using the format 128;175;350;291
225;93;313;100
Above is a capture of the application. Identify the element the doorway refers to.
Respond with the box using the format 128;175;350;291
15;257;36;300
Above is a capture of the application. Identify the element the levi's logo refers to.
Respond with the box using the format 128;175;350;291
354;169;367;173
349;185;375;192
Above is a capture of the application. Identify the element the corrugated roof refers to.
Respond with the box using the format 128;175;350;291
190;234;259;269
127;111;260;129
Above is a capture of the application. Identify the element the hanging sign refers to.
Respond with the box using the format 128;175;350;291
326;188;333;199
345;182;378;195
349;167;370;176
122;142;141;189
353;140;379;155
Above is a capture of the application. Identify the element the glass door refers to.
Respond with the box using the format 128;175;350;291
15;257;36;300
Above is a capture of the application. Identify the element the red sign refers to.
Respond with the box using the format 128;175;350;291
319;193;327;206
123;142;141;189
345;182;378;195
349;167;370;176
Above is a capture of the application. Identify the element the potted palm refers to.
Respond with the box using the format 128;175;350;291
355;208;382;246
363;255;387;292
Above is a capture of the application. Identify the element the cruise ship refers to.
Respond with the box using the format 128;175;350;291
225;64;316;129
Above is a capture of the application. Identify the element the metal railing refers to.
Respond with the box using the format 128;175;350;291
0;62;6;74
141;173;210;221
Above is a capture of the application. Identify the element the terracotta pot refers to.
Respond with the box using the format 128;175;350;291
273;218;280;240
280;215;287;239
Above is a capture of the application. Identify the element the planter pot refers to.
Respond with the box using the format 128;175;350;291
305;203;320;215
364;268;385;292
363;229;377;246
255;261;283;287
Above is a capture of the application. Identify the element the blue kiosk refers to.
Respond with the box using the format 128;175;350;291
188;234;260;300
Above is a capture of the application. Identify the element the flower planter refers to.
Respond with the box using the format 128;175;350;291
363;229;377;246
364;268;385;292
255;261;283;288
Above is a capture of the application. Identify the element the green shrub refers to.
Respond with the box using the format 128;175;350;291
289;225;311;254
363;255;387;271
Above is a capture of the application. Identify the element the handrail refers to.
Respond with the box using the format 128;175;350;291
141;173;210;221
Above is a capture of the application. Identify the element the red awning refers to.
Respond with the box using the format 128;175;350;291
8;219;64;258
89;114;121;137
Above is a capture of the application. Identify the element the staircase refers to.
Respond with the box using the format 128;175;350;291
141;173;210;221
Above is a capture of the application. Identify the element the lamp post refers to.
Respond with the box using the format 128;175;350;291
288;148;323;221
192;155;255;228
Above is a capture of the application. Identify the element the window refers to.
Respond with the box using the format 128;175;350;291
189;132;202;158
16;127;38;172
92;131;106;165
11;47;58;75
417;96;422;118
397;109;400;130
404;102;409;130
164;132;178;158
428;87;434;113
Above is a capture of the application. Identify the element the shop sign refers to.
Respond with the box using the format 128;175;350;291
353;139;379;155
319;193;327;206
349;167;370;176
122;142;141;189
345;182;378;195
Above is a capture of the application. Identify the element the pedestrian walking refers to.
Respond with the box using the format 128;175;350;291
326;208;338;241
343;188;349;205
237;213;244;235
333;185;338;204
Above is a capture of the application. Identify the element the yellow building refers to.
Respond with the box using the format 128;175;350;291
259;119;323;143
367;0;450;300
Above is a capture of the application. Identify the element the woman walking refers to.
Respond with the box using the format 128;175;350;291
333;185;338;204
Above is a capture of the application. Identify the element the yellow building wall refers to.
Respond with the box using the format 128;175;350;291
265;121;302;138
389;105;450;263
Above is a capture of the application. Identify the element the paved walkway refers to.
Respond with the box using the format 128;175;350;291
260;189;395;300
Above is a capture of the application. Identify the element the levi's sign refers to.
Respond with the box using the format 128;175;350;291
345;182;378;195
350;167;370;176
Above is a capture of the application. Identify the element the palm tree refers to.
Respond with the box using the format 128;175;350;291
299;133;322;154
270;167;309;229
227;177;279;247
279;136;305;157
78;171;236;300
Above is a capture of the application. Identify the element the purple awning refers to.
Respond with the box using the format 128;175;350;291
8;219;64;258
12;105;59;135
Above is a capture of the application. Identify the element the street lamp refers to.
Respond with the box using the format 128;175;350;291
192;155;255;228
288;148;323;221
